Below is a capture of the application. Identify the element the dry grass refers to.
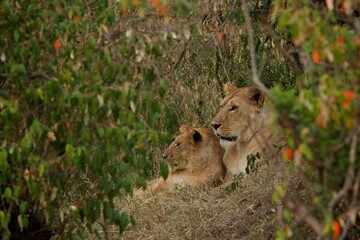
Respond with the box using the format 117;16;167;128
91;172;288;240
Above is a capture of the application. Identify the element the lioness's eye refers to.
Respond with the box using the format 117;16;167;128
175;142;180;147
229;105;238;111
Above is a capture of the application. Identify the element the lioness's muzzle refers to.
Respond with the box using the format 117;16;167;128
218;135;237;141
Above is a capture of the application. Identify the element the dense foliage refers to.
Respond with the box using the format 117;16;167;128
0;0;359;239
0;1;167;239
271;1;359;238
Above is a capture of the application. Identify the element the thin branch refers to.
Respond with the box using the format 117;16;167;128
284;199;323;235
1;72;52;80
328;122;358;211
173;38;191;71
241;0;268;94
259;17;304;77
338;143;360;240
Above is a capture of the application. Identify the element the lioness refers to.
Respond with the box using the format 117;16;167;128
137;125;225;197
211;83;281;176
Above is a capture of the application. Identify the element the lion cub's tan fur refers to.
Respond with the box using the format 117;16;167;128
137;126;225;197
211;83;281;176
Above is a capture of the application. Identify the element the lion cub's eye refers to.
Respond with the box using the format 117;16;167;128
229;105;238;111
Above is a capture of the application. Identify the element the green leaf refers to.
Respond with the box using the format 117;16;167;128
4;187;12;202
302;145;313;160
159;161;169;180
0;150;8;171
38;163;45;177
103;201;113;221
283;209;292;222
19;203;26;214
119;212;129;233
159;79;167;98
107;10;116;23
0;211;5;224
130;214;136;227
17;215;23;232
50;187;58;201
14;30;20;42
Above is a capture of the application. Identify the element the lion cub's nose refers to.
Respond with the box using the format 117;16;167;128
211;123;221;130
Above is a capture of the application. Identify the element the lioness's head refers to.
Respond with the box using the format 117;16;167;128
211;83;269;149
162;125;223;172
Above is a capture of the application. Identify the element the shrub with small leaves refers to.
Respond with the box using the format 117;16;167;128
270;1;360;238
0;1;167;239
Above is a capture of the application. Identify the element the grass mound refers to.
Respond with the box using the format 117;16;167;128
88;170;312;240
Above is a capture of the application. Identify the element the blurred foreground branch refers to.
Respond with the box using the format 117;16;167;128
241;0;268;93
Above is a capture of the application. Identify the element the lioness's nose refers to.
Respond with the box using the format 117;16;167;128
211;123;221;130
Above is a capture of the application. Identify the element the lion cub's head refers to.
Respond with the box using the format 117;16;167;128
162;125;224;173
211;83;270;149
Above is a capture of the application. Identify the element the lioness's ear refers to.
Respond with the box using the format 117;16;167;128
248;86;265;107
224;82;237;95
192;130;202;143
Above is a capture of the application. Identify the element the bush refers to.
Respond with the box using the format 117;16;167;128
1;0;358;239
270;1;360;238
0;1;166;238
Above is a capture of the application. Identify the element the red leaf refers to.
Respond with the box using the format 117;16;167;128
157;5;165;17
151;0;158;8
312;50;321;63
73;14;79;22
337;36;344;45
332;220;341;240
344;90;355;101
54;38;61;54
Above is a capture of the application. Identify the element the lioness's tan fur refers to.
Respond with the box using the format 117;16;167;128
137;126;225;197
211;84;281;176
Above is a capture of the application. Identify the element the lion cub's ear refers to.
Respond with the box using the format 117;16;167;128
248;86;265;108
224;82;238;95
192;130;202;143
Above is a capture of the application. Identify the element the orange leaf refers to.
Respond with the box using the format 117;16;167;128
283;147;293;161
344;90;355;101
73;14;79;22
316;113;327;129
133;0;139;6
151;0;158;8
332;220;341;240
122;8;127;16
294;38;301;46
337;36;344;45
157;5;165;17
341;101;350;109
341;1;349;13
312;50;321;63
210;24;216;31
217;32;224;44
23;169;30;181
54;38;61;54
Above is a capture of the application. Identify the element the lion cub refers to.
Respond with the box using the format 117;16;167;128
137;125;225;197
211;83;282;176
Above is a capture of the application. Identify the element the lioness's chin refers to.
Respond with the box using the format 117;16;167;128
220;139;237;149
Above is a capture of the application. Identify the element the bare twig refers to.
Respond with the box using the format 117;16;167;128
173;38;191;71
241;0;268;94
259;18;303;78
284;199;323;235
1;72;52;80
338;137;360;239
328;122;358;211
